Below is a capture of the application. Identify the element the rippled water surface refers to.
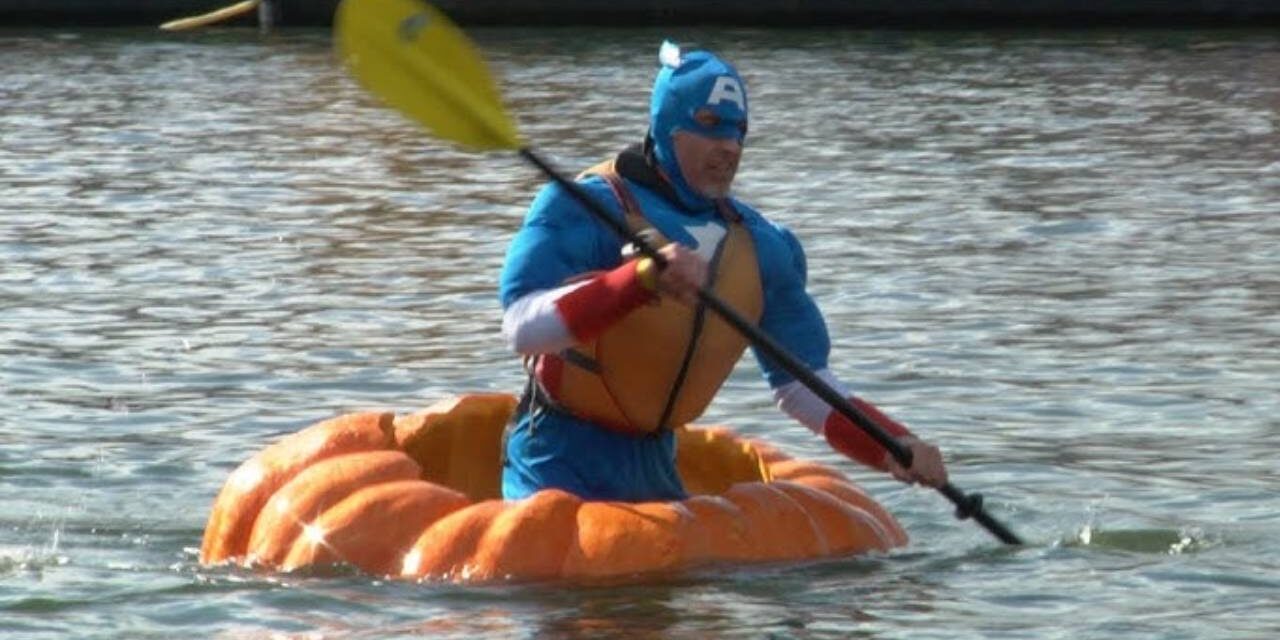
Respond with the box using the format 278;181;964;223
2;25;1278;639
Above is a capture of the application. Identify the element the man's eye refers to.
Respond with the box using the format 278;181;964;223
738;121;749;136
695;111;720;127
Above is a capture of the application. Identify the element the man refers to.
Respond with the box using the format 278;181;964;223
498;42;948;502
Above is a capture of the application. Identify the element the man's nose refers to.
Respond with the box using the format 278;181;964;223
714;136;742;153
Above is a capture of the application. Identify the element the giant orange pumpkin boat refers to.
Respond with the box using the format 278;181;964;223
200;393;907;581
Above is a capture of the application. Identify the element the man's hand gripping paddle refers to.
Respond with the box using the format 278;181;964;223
334;0;1023;545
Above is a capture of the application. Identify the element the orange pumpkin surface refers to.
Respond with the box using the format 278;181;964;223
200;393;907;581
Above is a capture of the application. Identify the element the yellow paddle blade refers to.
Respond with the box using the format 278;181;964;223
335;0;522;151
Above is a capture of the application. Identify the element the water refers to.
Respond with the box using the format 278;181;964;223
2;25;1278;639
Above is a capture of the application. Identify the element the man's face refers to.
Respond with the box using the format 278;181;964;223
672;109;745;199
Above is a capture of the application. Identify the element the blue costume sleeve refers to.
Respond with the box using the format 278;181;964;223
751;219;832;388
499;179;626;308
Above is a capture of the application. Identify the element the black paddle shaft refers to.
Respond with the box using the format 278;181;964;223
519;147;1023;546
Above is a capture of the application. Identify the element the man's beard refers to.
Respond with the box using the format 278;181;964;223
698;183;732;198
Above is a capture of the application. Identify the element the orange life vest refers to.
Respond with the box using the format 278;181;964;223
533;159;763;434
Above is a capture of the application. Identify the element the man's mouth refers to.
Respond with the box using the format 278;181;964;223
708;163;736;179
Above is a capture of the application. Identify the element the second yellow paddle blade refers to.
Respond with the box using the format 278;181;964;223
335;0;522;151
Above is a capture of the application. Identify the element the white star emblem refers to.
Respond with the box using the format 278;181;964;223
684;222;727;263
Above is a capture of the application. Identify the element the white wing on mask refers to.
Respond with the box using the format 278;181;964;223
659;40;682;68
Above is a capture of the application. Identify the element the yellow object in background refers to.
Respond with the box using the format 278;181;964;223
160;0;262;31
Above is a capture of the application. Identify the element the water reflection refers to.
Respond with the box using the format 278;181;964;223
2;24;1279;640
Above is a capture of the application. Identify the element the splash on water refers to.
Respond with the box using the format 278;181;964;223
1;525;71;575
1066;524;1209;554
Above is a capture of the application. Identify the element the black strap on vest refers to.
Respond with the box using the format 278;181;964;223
653;224;732;431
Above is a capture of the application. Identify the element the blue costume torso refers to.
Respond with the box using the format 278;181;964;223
498;155;834;502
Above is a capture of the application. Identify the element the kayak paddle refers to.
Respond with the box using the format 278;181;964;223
334;0;1023;545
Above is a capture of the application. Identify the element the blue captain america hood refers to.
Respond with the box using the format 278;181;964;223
649;41;748;211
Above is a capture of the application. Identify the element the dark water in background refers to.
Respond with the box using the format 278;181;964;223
1;25;1278;639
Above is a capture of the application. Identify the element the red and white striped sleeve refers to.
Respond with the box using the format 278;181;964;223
502;259;656;355
774;370;914;471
